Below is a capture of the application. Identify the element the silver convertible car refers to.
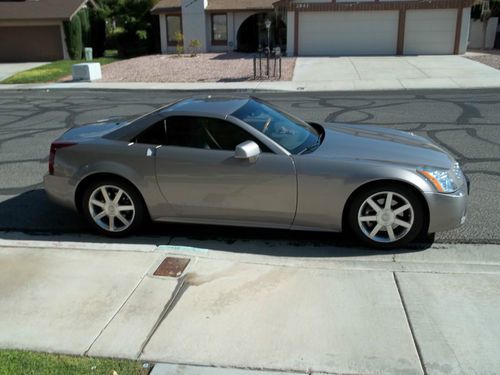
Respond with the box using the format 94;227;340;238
44;96;468;248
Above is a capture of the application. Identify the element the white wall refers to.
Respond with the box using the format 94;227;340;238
159;14;167;54
459;7;471;53
182;0;208;52
59;21;70;59
469;17;498;49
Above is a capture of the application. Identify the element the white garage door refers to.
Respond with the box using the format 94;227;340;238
298;11;399;56
404;9;457;55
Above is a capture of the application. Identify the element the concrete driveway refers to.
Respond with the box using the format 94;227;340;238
0;62;47;81
293;55;500;90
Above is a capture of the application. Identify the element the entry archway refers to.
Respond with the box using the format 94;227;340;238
236;12;286;53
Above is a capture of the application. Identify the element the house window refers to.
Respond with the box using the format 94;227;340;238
166;15;182;46
211;13;227;45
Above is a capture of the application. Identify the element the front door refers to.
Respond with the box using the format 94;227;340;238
155;116;296;226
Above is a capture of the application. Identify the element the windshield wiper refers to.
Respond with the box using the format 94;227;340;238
299;137;322;155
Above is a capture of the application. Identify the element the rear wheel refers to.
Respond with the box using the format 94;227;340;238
82;179;145;237
348;185;424;249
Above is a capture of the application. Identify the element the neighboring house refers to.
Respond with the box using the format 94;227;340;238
151;0;277;54
0;0;91;62
152;0;474;56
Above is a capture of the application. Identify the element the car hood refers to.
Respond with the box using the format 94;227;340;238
57;117;132;142
312;123;453;170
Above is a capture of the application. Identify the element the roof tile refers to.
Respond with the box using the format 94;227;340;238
0;0;88;21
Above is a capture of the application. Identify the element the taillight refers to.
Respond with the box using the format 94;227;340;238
48;142;76;175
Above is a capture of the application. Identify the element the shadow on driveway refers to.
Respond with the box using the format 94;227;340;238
0;189;434;258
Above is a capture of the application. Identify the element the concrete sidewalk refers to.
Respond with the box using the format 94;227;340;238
1;237;500;374
1;56;500;92
0;62;47;82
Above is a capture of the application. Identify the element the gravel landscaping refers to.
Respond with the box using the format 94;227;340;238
101;52;296;82
466;49;500;70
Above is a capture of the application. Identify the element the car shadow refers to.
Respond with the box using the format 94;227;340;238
0;189;435;258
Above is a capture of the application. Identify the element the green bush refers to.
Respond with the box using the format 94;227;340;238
105;0;160;57
78;8;91;48
89;8;107;57
175;31;184;56
63;15;82;59
189;39;201;57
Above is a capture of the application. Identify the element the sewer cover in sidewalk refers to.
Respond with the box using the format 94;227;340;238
153;257;190;277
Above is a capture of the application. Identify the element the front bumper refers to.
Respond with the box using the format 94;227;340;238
43;174;77;211
425;181;468;233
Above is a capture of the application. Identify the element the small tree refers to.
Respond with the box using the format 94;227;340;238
78;7;91;48
175;31;184;56
63;15;83;59
188;39;201;57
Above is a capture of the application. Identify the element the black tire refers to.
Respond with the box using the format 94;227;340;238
81;178;146;237
347;184;425;249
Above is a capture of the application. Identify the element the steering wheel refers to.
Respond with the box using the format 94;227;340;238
261;117;272;134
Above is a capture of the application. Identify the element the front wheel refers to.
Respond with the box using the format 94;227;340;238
82;179;145;237
347;185;424;249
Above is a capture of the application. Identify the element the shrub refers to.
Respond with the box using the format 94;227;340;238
188;39;201;57
63;15;83;59
78;7;91;48
89;8;106;57
106;0;160;57
175;31;184;56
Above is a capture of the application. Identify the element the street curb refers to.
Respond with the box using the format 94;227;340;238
2;82;500;93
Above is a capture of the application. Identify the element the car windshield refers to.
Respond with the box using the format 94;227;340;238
231;99;321;154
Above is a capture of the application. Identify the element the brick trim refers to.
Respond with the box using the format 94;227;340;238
274;0;474;12
453;7;464;54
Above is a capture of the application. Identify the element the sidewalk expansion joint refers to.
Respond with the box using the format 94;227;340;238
152;360;342;375
83;257;158;356
393;272;427;375
137;273;189;358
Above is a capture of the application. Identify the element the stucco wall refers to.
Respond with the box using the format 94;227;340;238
205;11;268;52
469;17;498;49
460;7;471;53
182;0;208;52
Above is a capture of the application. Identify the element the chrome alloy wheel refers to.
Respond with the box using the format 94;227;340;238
88;185;136;233
357;191;414;243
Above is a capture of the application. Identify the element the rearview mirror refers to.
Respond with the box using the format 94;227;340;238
235;141;261;161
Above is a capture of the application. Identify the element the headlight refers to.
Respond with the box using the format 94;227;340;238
417;162;465;193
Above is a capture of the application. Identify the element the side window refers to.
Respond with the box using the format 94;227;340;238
165;116;210;149
165;116;271;152
133;120;167;145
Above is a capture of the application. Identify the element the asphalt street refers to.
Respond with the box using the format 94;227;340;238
0;89;499;247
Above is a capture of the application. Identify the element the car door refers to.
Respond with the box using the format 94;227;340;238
154;115;297;227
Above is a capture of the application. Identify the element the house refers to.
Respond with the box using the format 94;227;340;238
0;0;91;62
151;0;474;56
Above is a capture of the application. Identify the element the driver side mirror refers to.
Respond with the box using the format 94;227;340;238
235;141;261;161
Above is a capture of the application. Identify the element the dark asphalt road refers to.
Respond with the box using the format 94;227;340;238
0;89;499;245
